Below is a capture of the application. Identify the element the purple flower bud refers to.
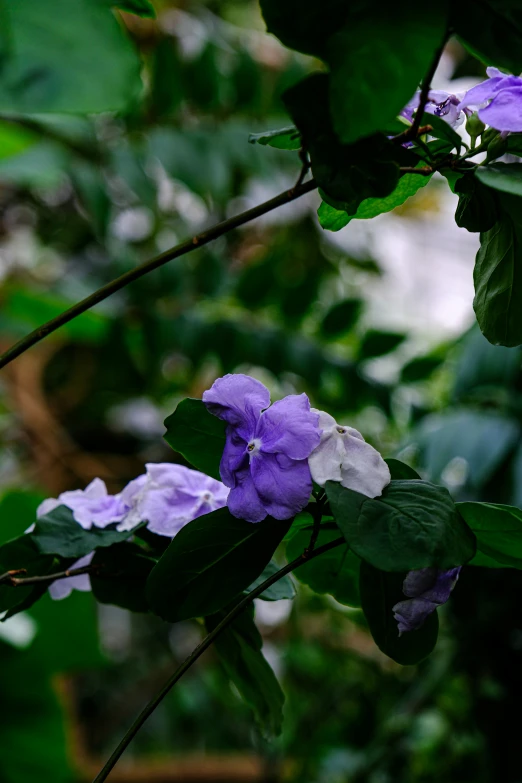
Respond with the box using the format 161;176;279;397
392;566;461;635
203;374;321;523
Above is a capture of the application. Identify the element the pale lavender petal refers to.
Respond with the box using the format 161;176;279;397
37;498;61;518
458;78;504;109
251;452;312;520
119;473;147;507
486;66;505;79
479;87;522;131
227;466;267;523
203;374;270;436
49;552;94;601
256;394;321;460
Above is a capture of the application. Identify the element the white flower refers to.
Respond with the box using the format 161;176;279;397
308;410;390;498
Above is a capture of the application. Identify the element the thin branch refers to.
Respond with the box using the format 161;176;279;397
399;166;434;176
0;178;317;372
92;534;345;783
0;564;98;587
393;32;450;145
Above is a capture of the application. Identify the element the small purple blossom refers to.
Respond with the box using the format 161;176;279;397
203;374;321;523
458;67;522;133
37;478;136;530
392;566;461;635
401;89;464;129
118;463;229;536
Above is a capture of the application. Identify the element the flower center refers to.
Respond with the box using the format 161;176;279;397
247;438;262;456
201;491;212;502
336;426;347;434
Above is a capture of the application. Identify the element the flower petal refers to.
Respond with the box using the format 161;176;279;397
479;87;522;131
227;466;267;523
251;452;312;520
203;373;270;437
256;394;320;460
339;434;390;498
49;552;94;601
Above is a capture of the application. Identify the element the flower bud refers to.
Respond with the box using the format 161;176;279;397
465;112;486;140
486;134;508;162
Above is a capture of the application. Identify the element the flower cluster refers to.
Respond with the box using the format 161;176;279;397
203;373;390;523
392;567;461;634
401;89;465;129
458;67;522;134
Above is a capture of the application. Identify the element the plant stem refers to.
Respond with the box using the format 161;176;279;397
0;178;317;371
91;534;345;783
0;564;98;587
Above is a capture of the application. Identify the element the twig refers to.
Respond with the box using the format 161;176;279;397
0;564;98;587
0;178;317;372
91;534;345;783
399;166;434;176
393;33;449;145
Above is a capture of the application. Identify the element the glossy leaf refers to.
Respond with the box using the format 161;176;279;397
164;398;226;481
205;605;284;737
248;126;301;150
359;561;439;665
476;163;522;198
473;191;522;346
385;459;421;481
247;561;296;601
455;174;498;233
91;543;156;612
317;201;350;232
286;529;360;607
32;506;138;559
452;1;522;73
326;480;476;572
146;507;291;622
419;112;463;152
457;502;522;568
0;536;55;617
351;165;433;221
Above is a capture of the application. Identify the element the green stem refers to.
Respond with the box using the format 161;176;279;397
0;178;317;371
91;534;345;783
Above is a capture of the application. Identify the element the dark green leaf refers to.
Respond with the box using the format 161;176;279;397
286;529;360;607
206;605;284;737
317;201;350;231
455;174;498;233
0;536;55;617
401;355;444;383
476;162;522;197
320;299;363;338
248;126;301;150
350;165;433;221
163;398;226;481
111;0;155;17
91;542;156;612
259;0;346;58
385;459;421;481
452;326;522;401
146;507;291;622
506;134;522;157
457;502;522;569
473;191;522;346
359;561;439;665
0;0;142;114
358;330;406;360
452;1;522;74
326;480;476;571
419;111;463;152
247;561;296;601
33;505;137;559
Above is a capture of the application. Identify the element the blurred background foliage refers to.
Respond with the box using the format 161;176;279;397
0;0;520;781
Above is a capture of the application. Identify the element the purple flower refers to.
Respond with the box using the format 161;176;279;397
49;552;94;601
458;67;522;133
203;374;321;523
402;90;464;129
37;478;136;530
118;463;229;536
392;566;461;635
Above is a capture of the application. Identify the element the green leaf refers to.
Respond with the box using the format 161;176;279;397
455;174;498;233
248;126;301;150
163;398;226;481
359;561;439;665
33;505;137;559
91;542;155;612
326;480;476;572
146;507;291;622
0;0;142;114
476;162;522;197
259;0;345;58
452;325;522;401
358;330;406;360
205;605;284;737
400;355;444;383
283;73;403;214
349;164;433;221
473;191;522;346
320;299;363;337
0;536;55;617
327;7;449;144
452;1;522;74
247;561;296;601
506;134;522;157
457;502;522;569
286;529;360;607
0;121;38;160
419;111;463;152
317;201;350;232
110;0;155;17
385;458;421;481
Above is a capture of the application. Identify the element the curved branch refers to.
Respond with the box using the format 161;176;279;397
0;178;317;371
92;534;345;783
